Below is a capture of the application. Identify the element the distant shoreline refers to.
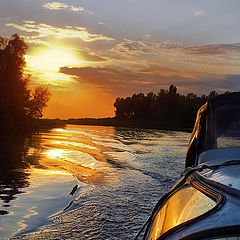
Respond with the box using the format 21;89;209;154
32;119;66;131
34;118;193;132
66;118;193;132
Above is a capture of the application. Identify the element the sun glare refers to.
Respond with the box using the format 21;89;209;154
26;46;82;72
45;149;64;159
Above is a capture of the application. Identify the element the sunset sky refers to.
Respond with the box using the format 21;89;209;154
1;0;240;118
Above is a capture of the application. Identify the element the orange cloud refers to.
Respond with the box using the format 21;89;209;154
6;21;114;42
59;66;238;96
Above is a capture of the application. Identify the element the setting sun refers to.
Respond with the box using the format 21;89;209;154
26;46;82;72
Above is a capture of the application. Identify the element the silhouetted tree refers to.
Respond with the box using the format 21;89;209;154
208;91;218;100
27;86;51;119
169;84;177;95
113;85;221;129
0;34;51;134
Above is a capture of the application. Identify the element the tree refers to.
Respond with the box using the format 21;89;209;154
113;85;210;128
27;86;51;119
208;91;218;100
0;34;51;133
169;84;177;95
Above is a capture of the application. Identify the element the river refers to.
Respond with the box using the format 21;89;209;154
0;125;190;239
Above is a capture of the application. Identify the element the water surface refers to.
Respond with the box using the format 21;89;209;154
0;125;190;239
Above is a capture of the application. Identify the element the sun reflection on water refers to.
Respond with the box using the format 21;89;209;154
45;149;64;159
0;124;190;239
29;168;72;177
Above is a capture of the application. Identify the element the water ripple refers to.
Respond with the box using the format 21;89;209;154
2;125;191;239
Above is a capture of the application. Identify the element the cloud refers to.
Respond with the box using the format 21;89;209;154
59;66;161;95
21;35;51;46
70;6;84;12
110;39;240;67
78;51;107;62
43;2;84;12
110;39;181;56
144;34;152;40
6;20;114;42
107;38;240;76
184;43;240;55
59;66;238;96
43;2;68;10
195;10;204;16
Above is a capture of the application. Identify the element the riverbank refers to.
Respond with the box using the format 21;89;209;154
66;118;192;132
32;119;66;131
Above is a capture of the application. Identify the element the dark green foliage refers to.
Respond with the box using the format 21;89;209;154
114;85;217;129
0;34;51;135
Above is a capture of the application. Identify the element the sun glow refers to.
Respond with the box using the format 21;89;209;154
25;46;83;87
26;46;82;72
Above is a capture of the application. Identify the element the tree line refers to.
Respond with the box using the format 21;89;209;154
0;34;51;135
114;85;220;129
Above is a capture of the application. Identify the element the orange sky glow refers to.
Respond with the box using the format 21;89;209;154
1;1;240;118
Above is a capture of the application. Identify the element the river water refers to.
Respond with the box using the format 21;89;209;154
0;125;190;239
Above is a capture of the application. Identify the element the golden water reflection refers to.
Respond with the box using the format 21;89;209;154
33;125;120;185
0;125;118;225
0;124;191;239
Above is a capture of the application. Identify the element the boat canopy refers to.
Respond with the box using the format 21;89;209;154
185;92;240;168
